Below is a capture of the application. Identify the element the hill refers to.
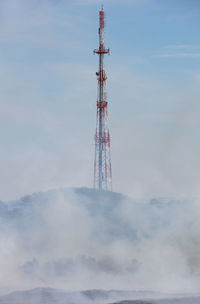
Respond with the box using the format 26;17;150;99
0;287;199;304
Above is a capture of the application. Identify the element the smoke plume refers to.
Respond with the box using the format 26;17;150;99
0;188;200;294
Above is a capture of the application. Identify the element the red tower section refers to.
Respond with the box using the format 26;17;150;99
93;7;112;191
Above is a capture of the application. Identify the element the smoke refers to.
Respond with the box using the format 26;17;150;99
0;188;200;295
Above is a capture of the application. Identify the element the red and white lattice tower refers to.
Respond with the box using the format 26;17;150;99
93;6;112;191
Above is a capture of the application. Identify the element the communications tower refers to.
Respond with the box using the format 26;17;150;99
93;6;112;191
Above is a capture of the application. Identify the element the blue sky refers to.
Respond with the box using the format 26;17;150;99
0;0;200;200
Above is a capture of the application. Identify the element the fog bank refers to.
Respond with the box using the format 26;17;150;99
0;188;200;294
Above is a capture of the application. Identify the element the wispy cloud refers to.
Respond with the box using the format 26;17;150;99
157;53;200;58
155;45;200;59
73;0;149;4
166;45;200;50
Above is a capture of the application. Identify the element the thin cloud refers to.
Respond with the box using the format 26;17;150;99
157;53;200;58
73;0;149;4
155;45;200;58
166;45;200;50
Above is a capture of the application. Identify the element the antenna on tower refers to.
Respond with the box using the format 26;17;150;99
93;7;112;191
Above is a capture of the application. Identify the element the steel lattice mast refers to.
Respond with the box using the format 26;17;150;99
93;6;112;191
